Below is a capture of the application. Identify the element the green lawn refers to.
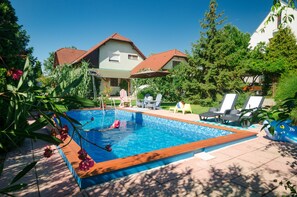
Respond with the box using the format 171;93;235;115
160;102;209;114
110;99;209;114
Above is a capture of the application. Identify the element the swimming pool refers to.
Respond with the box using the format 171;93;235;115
58;108;257;188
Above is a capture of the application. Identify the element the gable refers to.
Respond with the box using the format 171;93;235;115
73;33;145;64
98;40;145;71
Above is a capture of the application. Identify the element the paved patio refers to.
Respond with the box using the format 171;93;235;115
0;109;296;196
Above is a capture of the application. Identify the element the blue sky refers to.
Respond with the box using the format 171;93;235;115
10;0;272;64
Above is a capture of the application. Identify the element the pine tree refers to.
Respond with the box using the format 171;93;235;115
185;0;249;105
266;27;297;71
264;27;297;96
181;0;226;105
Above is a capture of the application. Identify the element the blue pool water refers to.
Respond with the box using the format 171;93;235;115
63;110;233;163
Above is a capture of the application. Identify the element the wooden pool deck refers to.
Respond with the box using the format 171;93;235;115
0;108;296;196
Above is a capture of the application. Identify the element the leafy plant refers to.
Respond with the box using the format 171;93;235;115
0;58;112;195
251;93;297;135
275;70;297;103
49;61;91;98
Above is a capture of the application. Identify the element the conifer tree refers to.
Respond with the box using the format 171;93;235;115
184;0;249;105
264;27;297;96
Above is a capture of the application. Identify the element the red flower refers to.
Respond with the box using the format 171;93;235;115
7;68;23;80
43;146;53;158
78;149;87;160
77;149;94;171
105;144;112;152
59;125;69;141
61;125;69;133
79;157;94;171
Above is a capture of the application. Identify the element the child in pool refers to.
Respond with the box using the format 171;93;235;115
98;120;120;132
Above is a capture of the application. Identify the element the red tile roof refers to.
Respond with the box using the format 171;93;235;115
73;33;146;63
54;48;86;66
130;49;187;74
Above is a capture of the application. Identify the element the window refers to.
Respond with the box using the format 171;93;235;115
128;54;138;60
110;78;118;86
109;53;120;62
172;61;181;68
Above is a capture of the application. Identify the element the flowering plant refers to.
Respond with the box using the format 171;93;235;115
0;58;111;195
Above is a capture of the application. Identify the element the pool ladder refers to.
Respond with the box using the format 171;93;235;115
100;96;117;111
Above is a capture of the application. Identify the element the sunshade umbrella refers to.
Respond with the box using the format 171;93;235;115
130;71;169;78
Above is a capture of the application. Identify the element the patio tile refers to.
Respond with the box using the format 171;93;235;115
84;180;131;197
218;144;257;158
260;160;297;178
230;160;295;195
240;139;268;149
119;172;160;194
213;157;259;178
163;178;205;196
145;164;193;184
128;184;172;197
262;175;297;197
202;182;262;197
255;136;275;146
170;158;211;173
203;151;233;165
237;150;279;166
190;165;227;188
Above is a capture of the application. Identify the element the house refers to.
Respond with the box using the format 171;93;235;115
249;1;297;48
130;49;187;77
54;33;188;97
247;1;297;92
54;33;146;96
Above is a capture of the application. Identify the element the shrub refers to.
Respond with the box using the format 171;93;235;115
137;87;155;99
275;70;297;102
236;92;251;108
119;79;128;90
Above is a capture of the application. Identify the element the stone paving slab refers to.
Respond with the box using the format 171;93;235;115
0;110;296;196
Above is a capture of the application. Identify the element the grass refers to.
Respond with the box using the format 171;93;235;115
161;102;209;114
109;99;209;114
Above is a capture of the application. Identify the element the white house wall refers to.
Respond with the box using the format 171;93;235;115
250;5;297;48
98;40;144;71
162;57;187;70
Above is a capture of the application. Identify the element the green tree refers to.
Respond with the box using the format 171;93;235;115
178;0;249;105
137;0;250;106
182;0;226;104
43;46;77;75
50;61;91;98
43;52;55;75
0;0;33;69
264;27;297;96
264;0;296;30
34;61;43;78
